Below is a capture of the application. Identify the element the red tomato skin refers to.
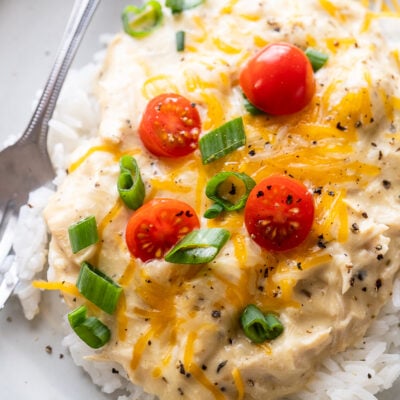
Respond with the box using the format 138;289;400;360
139;93;201;158
244;175;314;252
239;42;315;115
125;198;200;262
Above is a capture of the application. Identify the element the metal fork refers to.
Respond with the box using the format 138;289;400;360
0;0;100;309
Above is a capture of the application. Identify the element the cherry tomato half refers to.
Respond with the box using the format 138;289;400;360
239;42;315;115
244;175;314;251
125;198;200;262
138;93;201;157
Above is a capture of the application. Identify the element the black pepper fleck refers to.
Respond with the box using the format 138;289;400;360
351;223;360;233
313;187;323;195
357;270;366;281
297;262;303;270
178;361;186;375
336;122;347;131
382;180;391;189
216;360;228;373
317;235;327;249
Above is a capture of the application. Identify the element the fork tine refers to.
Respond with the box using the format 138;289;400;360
0;202;17;267
0;257;18;310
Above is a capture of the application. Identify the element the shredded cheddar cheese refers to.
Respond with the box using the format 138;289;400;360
232;368;245;400
183;331;226;400
142;74;179;99
32;280;81;297
68;144;120;173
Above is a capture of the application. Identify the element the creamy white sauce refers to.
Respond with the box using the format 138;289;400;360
44;1;400;399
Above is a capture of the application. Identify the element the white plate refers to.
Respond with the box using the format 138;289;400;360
0;1;399;399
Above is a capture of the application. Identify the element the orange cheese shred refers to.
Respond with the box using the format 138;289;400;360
232;368;245;400
32;280;81;298
116;292;128;342
68;144;120;173
183;331;226;400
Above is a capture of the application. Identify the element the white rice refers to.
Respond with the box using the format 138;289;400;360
2;12;400;400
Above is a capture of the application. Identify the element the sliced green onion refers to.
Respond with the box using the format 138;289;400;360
240;304;284;343
205;171;256;215
305;48;329;72
263;313;285;340
68;216;99;254
122;1;163;38
166;0;205;14
68;305;111;349
204;202;224;219
199;117;246;164
77;262;123;315
243;94;264;115
165;228;230;264
117;155;145;210
176;30;185;52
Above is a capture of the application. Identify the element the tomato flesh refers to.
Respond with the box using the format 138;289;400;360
125;198;200;261
239;42;315;115
139;93;201;157
244;175;314;251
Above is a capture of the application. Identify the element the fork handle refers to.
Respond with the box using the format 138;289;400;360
18;0;100;149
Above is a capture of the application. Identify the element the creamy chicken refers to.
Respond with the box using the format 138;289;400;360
44;1;400;399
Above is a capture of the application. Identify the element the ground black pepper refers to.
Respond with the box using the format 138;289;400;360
216;360;228;373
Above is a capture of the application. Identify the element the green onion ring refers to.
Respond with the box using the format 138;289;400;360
165;228;230;264
305;47;329;72
205;171;256;217
68;215;99;254
203;203;224;219
117;155;145;210
68;305;111;349
122;1;163;38
176;30;186;52
240;304;284;343
166;0;205;14
77;262;123;315
243;93;264;115
199;117;246;164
